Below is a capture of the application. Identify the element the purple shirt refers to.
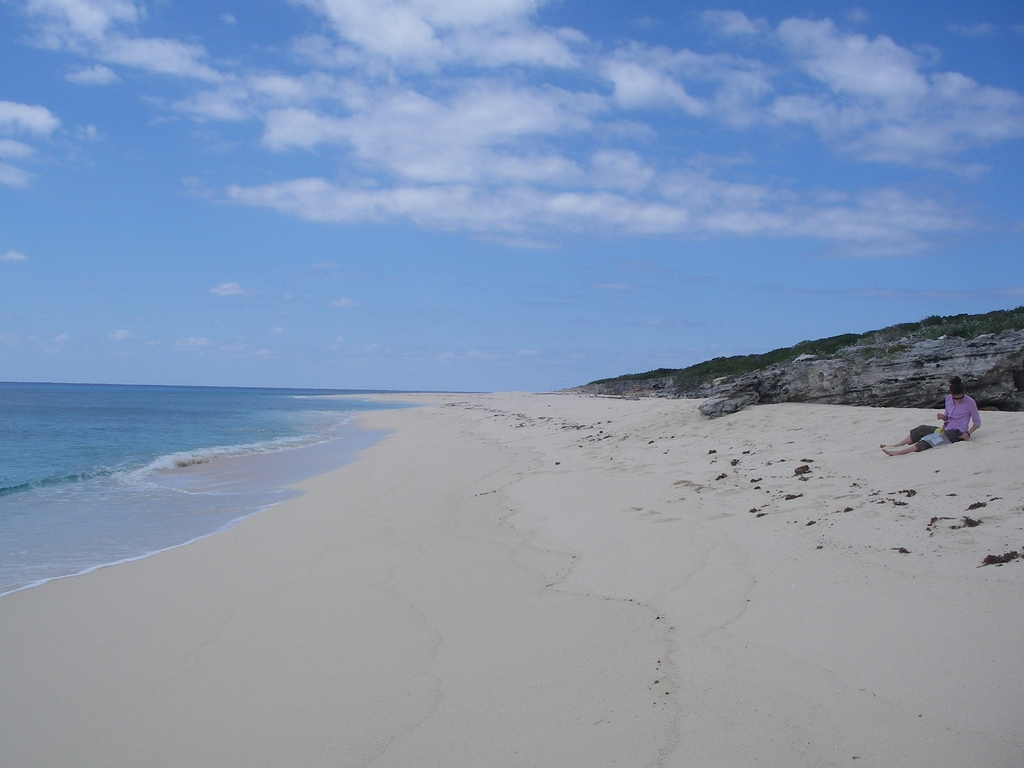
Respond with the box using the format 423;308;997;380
944;394;981;434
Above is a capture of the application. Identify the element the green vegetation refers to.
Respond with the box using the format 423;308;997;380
588;306;1024;392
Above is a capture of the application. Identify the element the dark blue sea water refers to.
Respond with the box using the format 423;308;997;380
0;382;405;596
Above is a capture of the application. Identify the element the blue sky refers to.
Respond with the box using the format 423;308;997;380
1;0;1022;392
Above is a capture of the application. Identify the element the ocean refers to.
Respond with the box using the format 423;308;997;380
0;382;405;596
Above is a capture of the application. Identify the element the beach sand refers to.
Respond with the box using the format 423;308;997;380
1;393;1022;767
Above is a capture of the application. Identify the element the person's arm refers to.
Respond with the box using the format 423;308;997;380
962;397;981;439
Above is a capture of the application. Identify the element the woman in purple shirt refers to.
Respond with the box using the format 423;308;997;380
881;377;981;456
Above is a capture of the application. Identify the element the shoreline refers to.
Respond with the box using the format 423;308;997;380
0;411;387;598
2;393;1022;766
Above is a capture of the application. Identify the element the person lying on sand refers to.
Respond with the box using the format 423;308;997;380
881;376;981;456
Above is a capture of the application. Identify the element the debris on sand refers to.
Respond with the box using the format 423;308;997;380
926;516;955;534
980;551;1021;567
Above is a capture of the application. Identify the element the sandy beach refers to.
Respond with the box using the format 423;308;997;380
1;392;1022;767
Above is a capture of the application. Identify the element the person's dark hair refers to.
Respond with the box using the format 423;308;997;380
949;376;965;396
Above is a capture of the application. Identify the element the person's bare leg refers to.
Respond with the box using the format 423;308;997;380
880;433;914;450
882;444;919;456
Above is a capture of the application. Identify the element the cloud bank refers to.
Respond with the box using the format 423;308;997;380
16;1;1024;254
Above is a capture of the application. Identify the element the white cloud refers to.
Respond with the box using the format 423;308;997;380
250;73;327;104
77;124;103;141
228;170;962;254
98;35;222;81
209;282;246;295
262;107;347;150
947;23;997;37
599;45;770;127
588;149;653;193
445;24;579;69
108;329;132;341
846;8;870;24
288;0;569;70
701;10;766;36
213;10;1023;253
24;0;223;83
292;0;445;67
1;250;28;261
602;57;707;115
331;297;360;307
0;140;33;159
26;0;140;44
174;337;211;348
229;177;529;230
262;84;599;187
66;64;119;84
771;18;1024;165
0;163;33;188
177;73;345;123
244;10;1024;185
0;102;58;188
778;18;928;102
174;84;252;121
19;1;1011;258
543;190;692;234
0;101;60;135
290;33;363;69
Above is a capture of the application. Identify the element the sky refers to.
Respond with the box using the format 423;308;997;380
1;0;1023;392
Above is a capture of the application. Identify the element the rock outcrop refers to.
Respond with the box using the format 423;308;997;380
697;392;760;418
577;329;1024;417
575;375;677;398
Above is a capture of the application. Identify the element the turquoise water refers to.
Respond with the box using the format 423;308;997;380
0;382;403;595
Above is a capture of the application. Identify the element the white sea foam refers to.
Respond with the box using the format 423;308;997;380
0;384;392;598
127;413;358;478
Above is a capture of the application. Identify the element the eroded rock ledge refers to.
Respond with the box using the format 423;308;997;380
573;330;1024;418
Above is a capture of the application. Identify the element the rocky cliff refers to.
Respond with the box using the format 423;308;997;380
574;329;1024;418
